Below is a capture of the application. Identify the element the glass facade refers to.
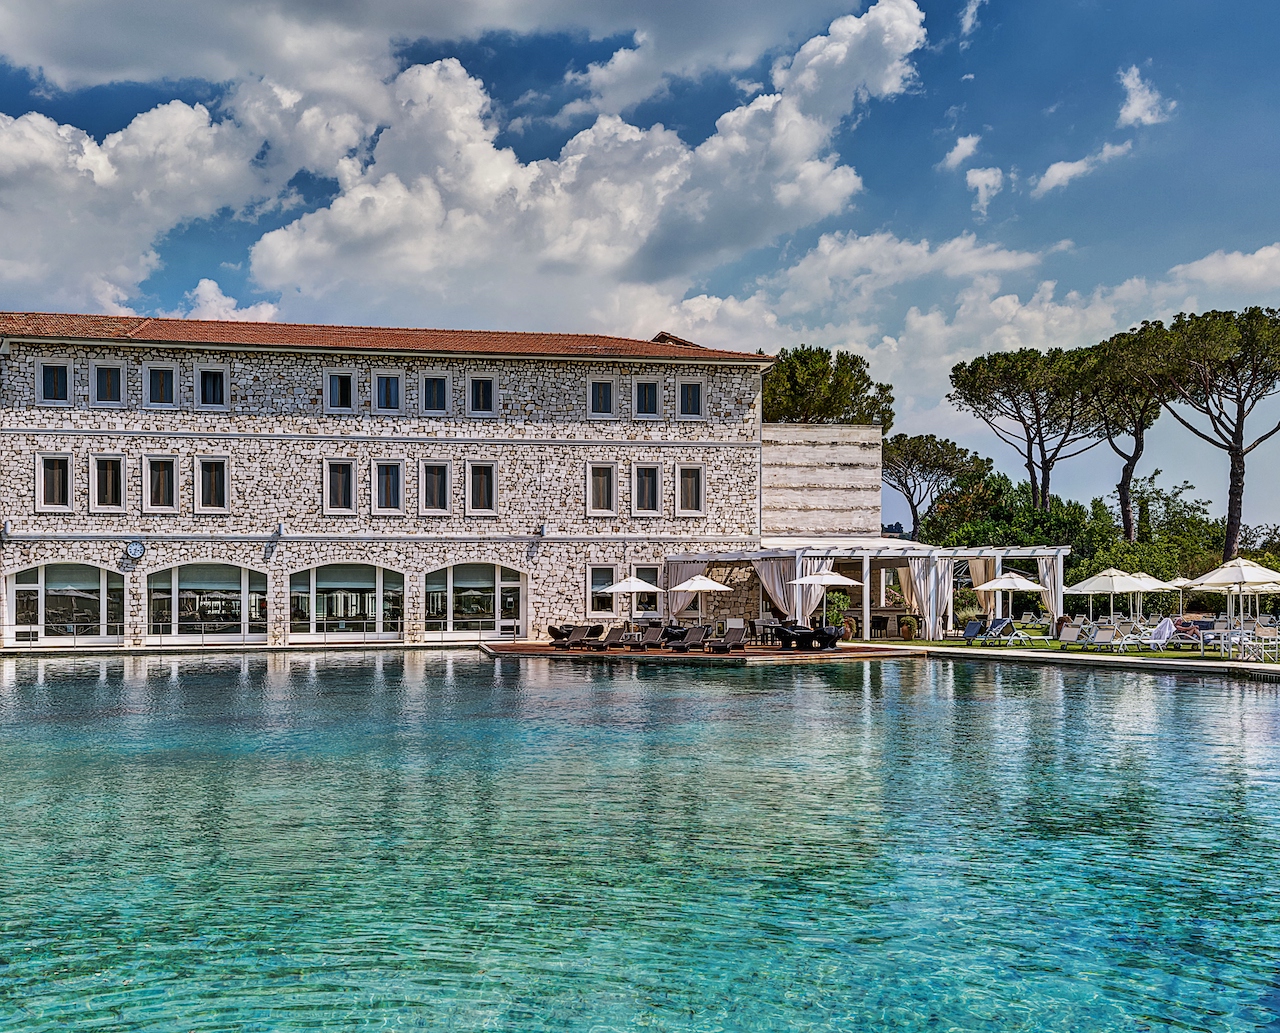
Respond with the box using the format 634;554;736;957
288;565;404;638
424;564;523;636
13;564;123;640
147;564;268;638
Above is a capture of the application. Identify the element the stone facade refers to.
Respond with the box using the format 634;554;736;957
0;334;768;646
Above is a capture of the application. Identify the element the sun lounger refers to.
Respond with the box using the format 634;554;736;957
628;625;665;651
1058;623;1088;649
979;617;1014;645
962;619;987;644
706;625;746;653
669;626;710;652
552;625;587;649
1083;626;1121;651
587;627;625;651
547;624;570;642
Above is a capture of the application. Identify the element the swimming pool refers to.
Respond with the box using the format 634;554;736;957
2;652;1278;1030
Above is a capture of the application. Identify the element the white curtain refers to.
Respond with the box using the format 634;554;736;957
665;560;707;616
797;556;834;620
907;556;931;624
751;557;795;616
931;559;955;640
968;558;994;616
1037;556;1061;619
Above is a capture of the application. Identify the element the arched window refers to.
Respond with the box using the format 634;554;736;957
146;564;267;640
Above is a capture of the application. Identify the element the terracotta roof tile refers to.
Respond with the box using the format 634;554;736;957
0;311;770;365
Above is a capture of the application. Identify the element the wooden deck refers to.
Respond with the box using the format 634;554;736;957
480;641;927;666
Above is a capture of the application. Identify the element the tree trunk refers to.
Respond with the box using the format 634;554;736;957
1224;446;1246;560
1039;464;1052;512
908;498;921;542
1116;425;1143;542
1025;455;1040;509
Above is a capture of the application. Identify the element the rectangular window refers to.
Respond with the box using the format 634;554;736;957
676;464;705;515
372;460;405;514
324;459;356;514
633;464;661;515
197;458;229;512
421;374;449;414
588;379;615;418
678;379;704;419
91;363;124;406
467;461;497;515
38;362;70;405
145;364;176;407
91;456;125;512
38;455;72;511
326;371;355;412
589;566;616;615
634;565;660;614
634;380;660;418
145;457;178;513
420;462;450;515
587;463;615;515
468;376;495;416
373;372;402;413
196;367;228;409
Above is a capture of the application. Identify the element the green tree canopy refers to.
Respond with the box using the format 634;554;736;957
948;347;1100;511
1077;325;1165;542
1143;307;1280;560
763;345;894;429
882;433;990;540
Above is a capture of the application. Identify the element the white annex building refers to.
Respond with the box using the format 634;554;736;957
0;312;1065;649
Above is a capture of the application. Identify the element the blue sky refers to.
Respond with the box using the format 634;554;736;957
2;0;1280;524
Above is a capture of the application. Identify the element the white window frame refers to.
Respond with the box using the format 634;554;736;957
676;377;707;421
322;367;358;414
141;455;180;515
675;462;707;517
418;460;452;516
88;453;127;515
89;360;126;408
370;458;407;516
420;370;452;415
630;563;663;618
194;455;231;515
371;369;405;415
194;363;231;411
466;374;497;418
585;461;618;517
323;458;358;516
142;361;179;409
35;452;75;513
632;378;662;420
464;460;499;516
587;564;618;616
586;376;619;420
36;358;73;407
631;462;663;517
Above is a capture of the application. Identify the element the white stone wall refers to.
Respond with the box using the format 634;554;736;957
0;341;765;644
760;423;882;535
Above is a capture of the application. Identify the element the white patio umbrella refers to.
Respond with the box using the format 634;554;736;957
1190;559;1280;656
1164;575;1194;615
1065;568;1145;622
601;575;665;619
667;573;732;622
1128;572;1173;619
788;570;863;626
973;572;1045;624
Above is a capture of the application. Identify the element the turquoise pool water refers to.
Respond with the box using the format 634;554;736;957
2;653;1279;1031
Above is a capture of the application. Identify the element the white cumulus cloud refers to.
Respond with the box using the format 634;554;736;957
966;166;1003;217
1030;140;1131;198
1117;65;1175;127
161;279;277;321
959;0;988;36
939;133;981;170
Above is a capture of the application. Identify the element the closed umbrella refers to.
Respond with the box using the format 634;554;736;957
973;572;1045;624
668;573;732;623
788;570;863;626
1165;576;1194;616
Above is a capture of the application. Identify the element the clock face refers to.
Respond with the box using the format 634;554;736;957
126;541;146;560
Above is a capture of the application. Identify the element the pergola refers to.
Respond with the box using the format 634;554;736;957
665;536;1070;641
